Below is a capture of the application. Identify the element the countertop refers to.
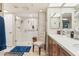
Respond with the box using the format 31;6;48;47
48;32;79;56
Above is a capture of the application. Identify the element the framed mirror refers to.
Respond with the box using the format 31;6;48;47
50;13;61;29
62;13;72;29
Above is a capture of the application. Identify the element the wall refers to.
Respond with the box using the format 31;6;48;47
47;8;61;34
0;4;3;16
38;12;46;43
0;3;2;12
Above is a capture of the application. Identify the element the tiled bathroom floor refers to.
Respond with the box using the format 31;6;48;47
24;47;46;56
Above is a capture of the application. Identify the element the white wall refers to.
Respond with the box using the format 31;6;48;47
0;3;2;12
47;8;61;34
4;13;15;47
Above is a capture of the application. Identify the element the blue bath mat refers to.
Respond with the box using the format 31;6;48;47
11;46;31;52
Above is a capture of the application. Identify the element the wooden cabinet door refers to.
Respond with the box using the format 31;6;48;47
50;39;53;56
48;36;70;56
48;36;51;55
48;36;60;56
48;36;53;56
51;40;60;56
60;47;70;56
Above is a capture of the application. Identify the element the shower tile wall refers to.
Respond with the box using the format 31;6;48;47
38;13;46;43
15;15;38;46
15;13;46;46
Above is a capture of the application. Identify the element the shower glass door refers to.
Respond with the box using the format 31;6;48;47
15;13;38;46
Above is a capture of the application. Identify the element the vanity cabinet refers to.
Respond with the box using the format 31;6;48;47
48;36;70;56
48;36;53;56
52;41;60;56
59;47;71;56
48;36;60;56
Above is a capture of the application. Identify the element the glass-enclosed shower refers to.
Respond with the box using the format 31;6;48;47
15;13;38;46
4;12;46;50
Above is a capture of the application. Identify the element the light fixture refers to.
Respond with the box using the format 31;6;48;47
51;13;60;17
50;13;56;17
48;3;63;7
3;10;8;12
16;16;21;19
63;18;68;20
54;13;60;17
39;9;43;12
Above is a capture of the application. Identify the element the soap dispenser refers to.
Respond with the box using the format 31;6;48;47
70;31;74;38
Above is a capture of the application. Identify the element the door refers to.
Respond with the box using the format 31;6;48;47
4;13;15;47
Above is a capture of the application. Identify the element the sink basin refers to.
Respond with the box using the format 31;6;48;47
73;44;79;50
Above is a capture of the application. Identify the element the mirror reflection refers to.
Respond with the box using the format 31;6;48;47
62;13;72;29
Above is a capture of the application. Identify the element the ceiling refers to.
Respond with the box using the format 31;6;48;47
3;3;79;13
3;3;49;13
3;3;79;18
48;3;79;7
